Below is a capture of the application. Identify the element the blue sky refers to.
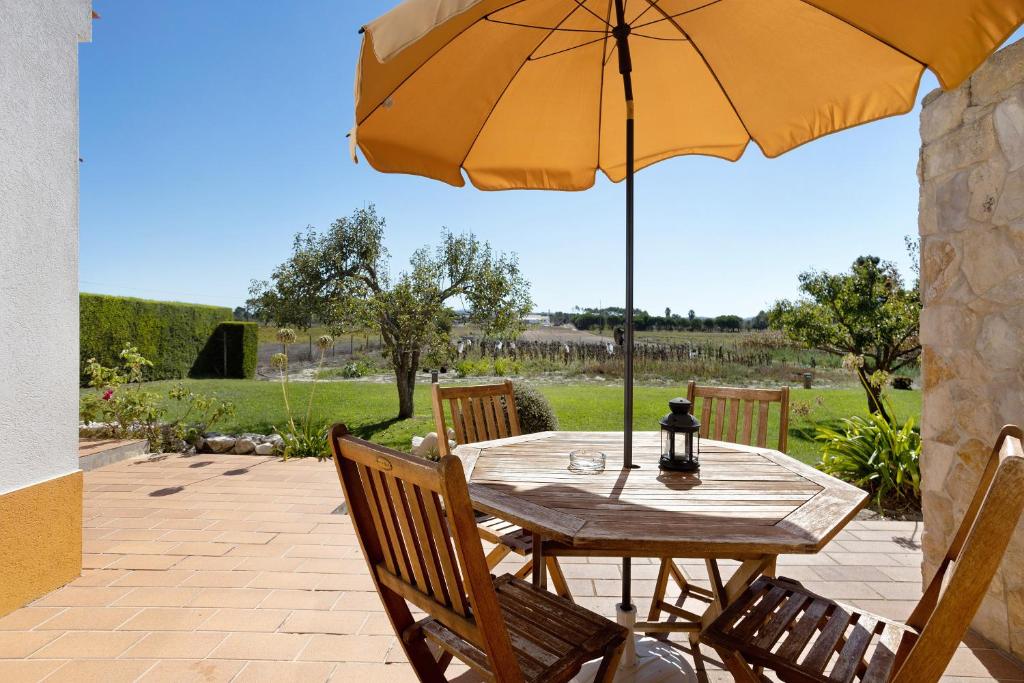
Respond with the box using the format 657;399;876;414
78;2;1022;317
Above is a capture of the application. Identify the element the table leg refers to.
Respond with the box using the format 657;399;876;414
531;532;546;590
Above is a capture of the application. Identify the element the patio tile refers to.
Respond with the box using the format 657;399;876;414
234;661;336;683
198;608;290;632
37;606;139;630
264;589;342;610
0;659;67;681
32;586;132;607
113;587;202;607
110;569;194;587
31;631;143;658
299;634;394;663
119;607;217;631
179;570;258;588
248;570;325;590
45;659;157;682
280;610;367;635
136;659;245;682
0;631;60;658
188;588;272;609
328;662;421;682
209;632;311;661
0;608;62;631
106;555;182;570
122;631;227;659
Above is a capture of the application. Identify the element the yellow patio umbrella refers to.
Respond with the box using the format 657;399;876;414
350;0;1023;612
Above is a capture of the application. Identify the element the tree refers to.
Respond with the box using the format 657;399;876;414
687;309;696;322
770;256;920;422
248;206;532;419
665;307;671;319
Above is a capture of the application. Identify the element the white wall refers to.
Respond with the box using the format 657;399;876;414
0;0;92;495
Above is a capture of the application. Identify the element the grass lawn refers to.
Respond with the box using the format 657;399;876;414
111;379;921;466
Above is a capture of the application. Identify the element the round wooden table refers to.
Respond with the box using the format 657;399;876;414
454;431;867;675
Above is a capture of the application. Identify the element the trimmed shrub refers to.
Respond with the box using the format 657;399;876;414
80;293;232;384
512;382;559;434
192;322;259;379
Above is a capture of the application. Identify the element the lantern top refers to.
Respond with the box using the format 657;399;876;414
660;398;700;432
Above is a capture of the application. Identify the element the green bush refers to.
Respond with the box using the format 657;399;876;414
817;413;921;509
455;359;491;377
512;381;559;434
80;293;232;383
193;322;258;379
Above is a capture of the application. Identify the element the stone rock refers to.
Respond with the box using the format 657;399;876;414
412;432;439;458
923;117;997;180
968;156;1007;222
961;225;1024;294
234;437;257;455
977;313;1024;371
254;442;275;455
935;170;970;232
920;237;960;305
920;86;968;144
205;435;236;453
995;95;1024;171
266;434;284;447
970;41;1024;106
994;168;1024;225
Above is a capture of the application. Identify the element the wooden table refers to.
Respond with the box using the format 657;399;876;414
454;431;867;644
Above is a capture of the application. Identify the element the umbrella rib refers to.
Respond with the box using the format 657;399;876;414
795;0;927;69
458;3;590;174
529;34;611;61
570;0;614;28
639;0;755;144
356;0;532;125
484;16;607;33
631;0;725;31
595;0;613;172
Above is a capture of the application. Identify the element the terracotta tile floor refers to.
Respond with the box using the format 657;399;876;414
0;453;1021;681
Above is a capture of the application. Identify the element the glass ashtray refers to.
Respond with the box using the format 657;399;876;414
568;449;606;474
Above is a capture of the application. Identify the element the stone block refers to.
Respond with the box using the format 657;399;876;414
968;155;1008;221
935;169;971;232
960;225;1023;294
971;39;1024;106
994;168;1024;224
995;94;1024;171
922;116;996;179
920;237;960;305
977;312;1024;371
920;85;969;144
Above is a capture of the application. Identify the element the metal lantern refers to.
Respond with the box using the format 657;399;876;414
659;398;700;472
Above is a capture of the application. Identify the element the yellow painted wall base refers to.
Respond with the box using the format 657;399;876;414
0;471;82;616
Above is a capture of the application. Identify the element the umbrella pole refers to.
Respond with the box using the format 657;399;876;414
612;0;638;664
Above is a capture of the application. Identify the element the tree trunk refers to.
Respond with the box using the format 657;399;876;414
858;367;892;424
394;350;420;420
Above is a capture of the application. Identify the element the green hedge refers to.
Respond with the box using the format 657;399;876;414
80;293;235;383
193;322;258;379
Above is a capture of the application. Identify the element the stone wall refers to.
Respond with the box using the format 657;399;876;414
919;38;1024;657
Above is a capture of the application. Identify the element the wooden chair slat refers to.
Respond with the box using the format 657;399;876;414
775;598;831;661
741;400;754;445
830;614;879;682
482;395;500;441
753;592;810;650
756;401;770;448
471;397;488;444
731;585;788;641
861;622;902;683
460;397;477;442
494;396;510;439
392;477;430;593
699;396;713;438
727;399;740;442
408;486;446;605
448;399;466;449
801;605;853;673
371;468;411;582
713;398;727;440
423;490;468;617
358;464;396;576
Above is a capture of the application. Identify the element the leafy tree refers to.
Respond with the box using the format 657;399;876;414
248;206;532;419
687;309;696;322
770;256;920;421
665;307;671;319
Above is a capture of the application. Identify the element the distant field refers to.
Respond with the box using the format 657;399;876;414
85;379;921;466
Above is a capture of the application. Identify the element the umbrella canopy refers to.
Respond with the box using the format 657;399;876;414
353;0;1023;190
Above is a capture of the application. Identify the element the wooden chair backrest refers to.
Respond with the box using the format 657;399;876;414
329;424;524;682
432;380;522;456
892;425;1024;682
686;381;790;452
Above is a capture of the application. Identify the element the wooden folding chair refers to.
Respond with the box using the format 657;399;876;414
702;425;1024;682
431;381;572;599
646;381;791;634
329;424;627;682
